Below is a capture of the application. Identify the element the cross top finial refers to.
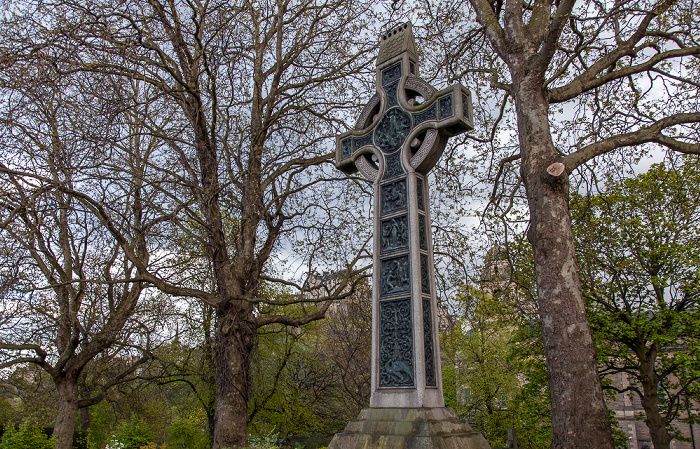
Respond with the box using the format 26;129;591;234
376;22;418;68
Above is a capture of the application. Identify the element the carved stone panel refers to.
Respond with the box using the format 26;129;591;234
419;214;427;251
417;177;425;211
381;179;407;215
381;215;409;255
384;151;404;180
385;82;399;108
352;132;374;151
380;255;410;297
422;298;436;386
379;298;414;387
439;95;453;119
383;64;401;85
375;108;410;153
420;253;430;294
413;104;437;127
463;93;472;121
341;138;352;160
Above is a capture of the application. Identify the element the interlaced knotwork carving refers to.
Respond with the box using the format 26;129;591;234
423;298;436;386
355;155;378;182
405;77;437;99
384;82;399;108
419;214;427;250
417;177;425;211
355;94;381;130
420;253;430;294
413;104;437;127
353;132;374;151
384;152;403;179
379;298;414;387
410;129;438;169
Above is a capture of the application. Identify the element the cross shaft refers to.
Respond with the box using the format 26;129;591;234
335;22;473;408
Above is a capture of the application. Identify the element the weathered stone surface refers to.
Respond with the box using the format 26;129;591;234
331;21;489;449
335;20;474;406
328;408;491;449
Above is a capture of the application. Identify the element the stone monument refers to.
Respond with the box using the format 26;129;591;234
328;23;491;449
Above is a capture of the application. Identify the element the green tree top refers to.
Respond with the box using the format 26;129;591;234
572;158;700;449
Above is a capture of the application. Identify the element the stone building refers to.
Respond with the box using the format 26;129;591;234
606;370;698;449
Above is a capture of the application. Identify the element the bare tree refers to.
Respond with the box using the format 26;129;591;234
0;61;153;449
0;0;383;446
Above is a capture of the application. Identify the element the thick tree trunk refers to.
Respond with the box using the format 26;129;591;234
515;77;614;449
641;370;672;449
212;304;256;449
53;373;79;449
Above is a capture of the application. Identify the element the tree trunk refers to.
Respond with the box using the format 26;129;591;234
515;76;614;449
204;306;217;448
641;371;672;449
53;373;79;449
212;304;256;449
80;406;90;433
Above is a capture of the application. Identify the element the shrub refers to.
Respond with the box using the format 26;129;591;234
166;419;208;449
111;419;153;449
0;423;55;449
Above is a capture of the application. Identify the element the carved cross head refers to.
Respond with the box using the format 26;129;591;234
335;22;474;183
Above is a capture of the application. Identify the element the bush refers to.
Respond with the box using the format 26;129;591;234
0;423;55;449
245;430;281;449
166;419;208;449
109;419;153;449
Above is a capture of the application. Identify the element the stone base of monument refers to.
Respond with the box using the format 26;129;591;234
327;407;492;449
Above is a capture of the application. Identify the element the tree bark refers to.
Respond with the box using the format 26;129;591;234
53;372;80;449
80;406;90;433
212;304;257;449
640;357;672;449
514;75;614;449
203;307;217;447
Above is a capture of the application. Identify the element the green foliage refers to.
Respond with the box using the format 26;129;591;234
243;430;282;449
0;423;55;449
248;323;348;438
0;399;13;426
166;418;208;449
508;321;552;449
441;283;552;448
571;159;700;436
87;401;118;449
607;407;629;449
441;364;457;410
249;286;371;442
113;419;154;449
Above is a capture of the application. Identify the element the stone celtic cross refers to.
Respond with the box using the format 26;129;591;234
336;22;473;408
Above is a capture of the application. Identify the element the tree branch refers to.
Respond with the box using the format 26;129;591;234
563;112;700;172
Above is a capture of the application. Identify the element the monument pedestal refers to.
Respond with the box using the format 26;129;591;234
327;408;491;449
